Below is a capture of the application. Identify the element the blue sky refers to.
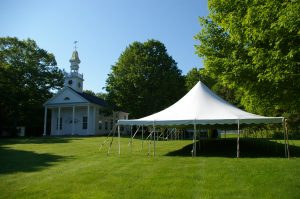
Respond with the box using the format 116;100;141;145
0;0;209;93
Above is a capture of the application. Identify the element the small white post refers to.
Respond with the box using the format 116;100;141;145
237;120;240;158
43;106;47;136
72;106;75;135
118;125;121;155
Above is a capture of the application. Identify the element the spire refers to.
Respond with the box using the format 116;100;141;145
69;41;80;72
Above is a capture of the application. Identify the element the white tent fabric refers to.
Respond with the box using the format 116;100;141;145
118;81;283;126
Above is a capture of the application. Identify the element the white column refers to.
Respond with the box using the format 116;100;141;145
93;106;96;134
72;106;75;135
58;106;61;135
43;106;47;136
87;105;90;134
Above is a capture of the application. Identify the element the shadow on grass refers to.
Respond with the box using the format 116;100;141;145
0;146;67;174
0;136;81;145
165;138;300;158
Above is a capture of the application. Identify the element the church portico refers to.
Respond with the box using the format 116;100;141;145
47;105;94;136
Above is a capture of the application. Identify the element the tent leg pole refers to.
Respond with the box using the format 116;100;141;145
284;119;290;158
148;131;151;156
193;122;196;157
118;125;120;155
198;126;201;151
153;124;156;157
130;126;133;153
142;125;144;150
237;120;240;158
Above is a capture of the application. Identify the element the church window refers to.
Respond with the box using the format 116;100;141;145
78;82;81;88
105;121;108;130
98;120;102;130
68;80;73;85
110;119;114;130
82;116;88;129
64;97;70;101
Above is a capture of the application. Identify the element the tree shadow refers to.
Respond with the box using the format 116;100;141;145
0;146;68;174
0;136;81;145
165;138;300;158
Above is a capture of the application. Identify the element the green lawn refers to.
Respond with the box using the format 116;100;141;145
0;137;299;199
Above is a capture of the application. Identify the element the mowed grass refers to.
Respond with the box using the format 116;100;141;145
0;136;300;199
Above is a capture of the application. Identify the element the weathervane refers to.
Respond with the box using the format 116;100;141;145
74;41;78;50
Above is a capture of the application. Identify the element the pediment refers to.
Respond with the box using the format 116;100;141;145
45;87;88;105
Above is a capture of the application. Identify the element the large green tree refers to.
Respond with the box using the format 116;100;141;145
195;0;300;128
106;39;185;118
0;37;64;135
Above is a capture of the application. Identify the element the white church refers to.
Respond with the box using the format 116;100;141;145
43;48;129;136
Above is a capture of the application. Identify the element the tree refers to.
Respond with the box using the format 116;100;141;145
194;0;300;129
106;39;186;118
0;37;64;136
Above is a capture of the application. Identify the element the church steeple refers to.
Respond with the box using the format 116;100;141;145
64;41;84;92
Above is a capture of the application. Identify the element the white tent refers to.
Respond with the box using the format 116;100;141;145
116;81;288;157
118;81;283;126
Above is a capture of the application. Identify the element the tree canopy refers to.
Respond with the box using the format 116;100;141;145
106;39;185;118
194;0;300;128
0;37;64;135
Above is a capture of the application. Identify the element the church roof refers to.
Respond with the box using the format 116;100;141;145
70;88;112;109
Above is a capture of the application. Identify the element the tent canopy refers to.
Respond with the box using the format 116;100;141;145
118;81;283;126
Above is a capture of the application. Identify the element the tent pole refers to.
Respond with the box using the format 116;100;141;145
193;122;196;157
237;120;240;158
142;125;144;150
198;125;201;151
153;123;156;157
118;125;120;155
148;131;152;156
130;126;133;153
284;119;290;158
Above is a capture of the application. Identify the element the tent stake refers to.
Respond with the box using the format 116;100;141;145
237;120;240;158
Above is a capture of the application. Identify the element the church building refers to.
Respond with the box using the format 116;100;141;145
43;49;129;136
